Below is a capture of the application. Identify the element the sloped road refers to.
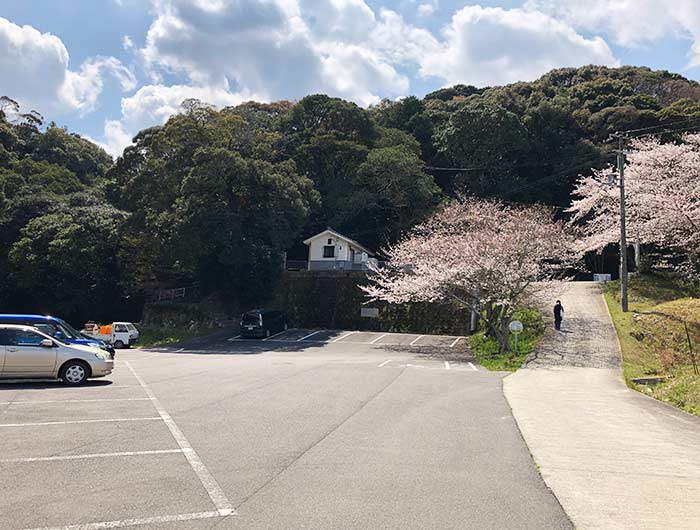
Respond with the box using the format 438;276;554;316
505;282;700;530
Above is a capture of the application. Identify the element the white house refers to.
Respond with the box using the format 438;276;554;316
303;229;377;271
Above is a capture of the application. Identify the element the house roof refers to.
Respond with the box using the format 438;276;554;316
303;228;373;255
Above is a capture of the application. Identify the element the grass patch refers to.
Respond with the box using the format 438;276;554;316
136;324;217;347
653;373;700;415
603;274;700;416
470;307;546;371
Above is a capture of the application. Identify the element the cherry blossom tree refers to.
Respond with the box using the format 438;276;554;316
569;133;700;276
362;197;578;353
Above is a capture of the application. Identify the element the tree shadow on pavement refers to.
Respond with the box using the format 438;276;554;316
379;344;476;363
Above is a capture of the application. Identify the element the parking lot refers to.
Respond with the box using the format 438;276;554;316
0;360;232;530
229;328;467;349
1;330;571;530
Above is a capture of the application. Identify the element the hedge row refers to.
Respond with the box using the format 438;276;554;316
272;271;470;335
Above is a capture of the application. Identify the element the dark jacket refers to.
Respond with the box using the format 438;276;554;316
553;303;564;320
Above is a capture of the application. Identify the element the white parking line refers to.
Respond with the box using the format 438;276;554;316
0;449;184;463
369;333;388;344
226;335;241;341
332;331;355;343
2;384;144;389
263;330;287;341
0;417;161;428
125;362;234;517
23;511;228;530
468;362;478;371
297;330;323;341
449;336;463;348
409;335;425;345
378;359;392;368
0;397;152;405
444;361;451;370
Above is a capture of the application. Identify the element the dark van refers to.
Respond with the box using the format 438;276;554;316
240;309;287;338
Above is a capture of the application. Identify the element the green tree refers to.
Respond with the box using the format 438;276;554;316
7;202;127;322
342;145;440;250
435;100;532;196
173;147;316;303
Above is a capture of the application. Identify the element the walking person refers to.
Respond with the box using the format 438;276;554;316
553;300;564;330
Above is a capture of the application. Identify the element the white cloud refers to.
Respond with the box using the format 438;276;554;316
298;0;376;42
371;9;439;64
420;6;618;87
319;43;409;105
525;0;700;68
418;4;435;17
122;35;135;52
138;0;409;104
98;83;254;156
64;57;136;116
0;17;134;116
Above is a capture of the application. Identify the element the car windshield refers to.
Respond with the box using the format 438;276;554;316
242;313;260;325
126;323;137;331
29;326;67;345
54;319;82;339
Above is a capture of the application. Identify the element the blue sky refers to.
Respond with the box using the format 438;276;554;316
1;0;698;156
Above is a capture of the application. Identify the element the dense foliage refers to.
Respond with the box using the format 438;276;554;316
2;65;700;322
0;97;125;323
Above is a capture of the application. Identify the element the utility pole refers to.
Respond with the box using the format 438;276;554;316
616;134;629;312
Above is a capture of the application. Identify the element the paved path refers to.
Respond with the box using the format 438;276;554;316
504;282;700;530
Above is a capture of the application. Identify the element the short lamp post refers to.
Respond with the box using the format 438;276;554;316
509;320;524;353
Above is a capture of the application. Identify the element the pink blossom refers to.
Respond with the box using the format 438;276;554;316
569;133;700;275
362;196;578;351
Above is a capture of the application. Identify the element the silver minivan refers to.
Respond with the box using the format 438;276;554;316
0;324;114;385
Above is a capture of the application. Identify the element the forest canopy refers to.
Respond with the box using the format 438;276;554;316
2;65;700;322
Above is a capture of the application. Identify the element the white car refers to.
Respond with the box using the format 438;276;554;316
84;321;139;349
0;324;114;385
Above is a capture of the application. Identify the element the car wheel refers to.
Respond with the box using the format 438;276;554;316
114;340;124;349
60;361;89;386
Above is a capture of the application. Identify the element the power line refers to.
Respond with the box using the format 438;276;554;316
500;155;612;199
425;154;613;203
628;123;700;139
621;116;700;136
424;165;488;172
423;151;612;174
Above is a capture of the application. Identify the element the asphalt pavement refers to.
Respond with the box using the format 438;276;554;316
1;330;572;530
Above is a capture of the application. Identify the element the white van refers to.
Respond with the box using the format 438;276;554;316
84;322;139;349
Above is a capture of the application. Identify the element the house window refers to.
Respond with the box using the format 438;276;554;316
323;245;335;258
327;238;333;244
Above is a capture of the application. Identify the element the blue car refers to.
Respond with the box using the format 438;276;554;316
0;314;115;356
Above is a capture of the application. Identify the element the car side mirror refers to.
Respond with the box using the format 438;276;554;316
40;339;55;348
54;330;64;339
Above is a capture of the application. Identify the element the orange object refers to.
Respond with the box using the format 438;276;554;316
100;325;112;335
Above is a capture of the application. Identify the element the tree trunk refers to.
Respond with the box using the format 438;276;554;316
485;302;495;338
496;313;510;354
470;287;479;333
